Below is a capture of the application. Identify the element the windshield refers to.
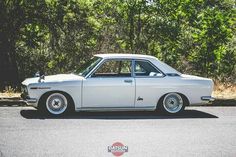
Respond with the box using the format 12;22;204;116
75;56;102;77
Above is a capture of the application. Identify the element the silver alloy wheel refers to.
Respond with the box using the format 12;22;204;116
46;93;68;115
163;93;183;113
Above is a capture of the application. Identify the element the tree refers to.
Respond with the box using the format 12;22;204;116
0;0;235;90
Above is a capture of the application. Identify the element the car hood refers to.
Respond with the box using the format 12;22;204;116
22;73;83;86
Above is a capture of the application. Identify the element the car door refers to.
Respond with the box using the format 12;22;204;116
82;59;135;108
134;60;165;108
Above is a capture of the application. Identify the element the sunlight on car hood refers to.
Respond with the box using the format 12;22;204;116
22;74;83;85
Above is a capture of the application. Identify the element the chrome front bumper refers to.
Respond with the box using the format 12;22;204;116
25;98;38;107
21;93;38;107
26;98;37;103
201;96;215;102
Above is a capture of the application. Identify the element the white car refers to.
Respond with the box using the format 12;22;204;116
21;54;215;115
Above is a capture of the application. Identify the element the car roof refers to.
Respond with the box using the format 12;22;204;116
94;53;181;75
94;53;157;60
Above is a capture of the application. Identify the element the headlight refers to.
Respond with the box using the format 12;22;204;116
21;85;28;95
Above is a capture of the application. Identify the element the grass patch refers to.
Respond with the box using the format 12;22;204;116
213;81;236;99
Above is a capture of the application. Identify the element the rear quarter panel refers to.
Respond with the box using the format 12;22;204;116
135;76;213;108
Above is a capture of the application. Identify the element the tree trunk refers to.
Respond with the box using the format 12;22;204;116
0;37;19;90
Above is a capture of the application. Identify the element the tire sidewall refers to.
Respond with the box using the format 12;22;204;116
158;93;185;114
39;92;72;116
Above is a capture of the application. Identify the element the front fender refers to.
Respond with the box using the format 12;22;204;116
25;80;82;108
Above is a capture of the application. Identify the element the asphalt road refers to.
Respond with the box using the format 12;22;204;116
0;106;236;157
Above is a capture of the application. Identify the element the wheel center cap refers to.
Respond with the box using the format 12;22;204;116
52;99;61;108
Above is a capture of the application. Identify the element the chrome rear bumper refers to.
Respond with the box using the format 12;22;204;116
201;96;215;102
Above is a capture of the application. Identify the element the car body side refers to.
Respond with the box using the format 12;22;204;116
22;54;214;111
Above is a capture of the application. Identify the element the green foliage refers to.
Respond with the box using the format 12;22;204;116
0;0;235;88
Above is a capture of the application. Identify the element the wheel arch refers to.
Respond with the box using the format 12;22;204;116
156;92;190;110
38;90;75;111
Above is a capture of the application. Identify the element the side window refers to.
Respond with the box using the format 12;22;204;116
92;60;132;77
134;60;162;77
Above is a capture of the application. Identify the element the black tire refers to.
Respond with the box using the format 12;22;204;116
157;93;185;115
38;92;74;116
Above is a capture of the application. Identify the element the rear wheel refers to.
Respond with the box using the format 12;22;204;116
160;93;185;114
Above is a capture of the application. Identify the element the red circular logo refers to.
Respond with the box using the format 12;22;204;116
108;142;128;156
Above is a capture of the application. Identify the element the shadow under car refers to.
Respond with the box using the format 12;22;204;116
20;109;218;119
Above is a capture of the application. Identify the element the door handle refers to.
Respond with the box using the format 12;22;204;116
124;79;133;83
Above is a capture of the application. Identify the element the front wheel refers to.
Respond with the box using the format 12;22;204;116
161;93;185;114
45;93;69;115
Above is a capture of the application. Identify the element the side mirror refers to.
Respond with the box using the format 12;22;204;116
35;71;45;82
35;71;40;77
35;71;44;77
38;75;45;82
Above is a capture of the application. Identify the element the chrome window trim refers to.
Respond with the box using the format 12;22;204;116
133;59;166;78
87;58;133;78
84;57;104;79
86;58;166;79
